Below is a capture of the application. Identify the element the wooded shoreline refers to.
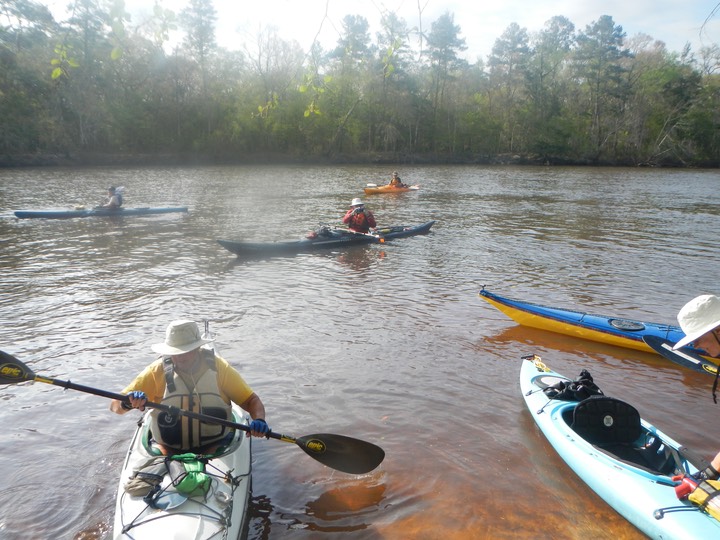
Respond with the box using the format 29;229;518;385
2;151;715;169
3;4;719;170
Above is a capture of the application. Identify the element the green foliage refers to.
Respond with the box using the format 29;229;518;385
0;6;717;165
50;44;79;79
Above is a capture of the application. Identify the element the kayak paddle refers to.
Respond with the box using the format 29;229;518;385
642;336;718;376
643;336;720;404
0;350;385;474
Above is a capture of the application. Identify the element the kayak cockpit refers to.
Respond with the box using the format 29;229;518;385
136;411;245;458
560;397;685;478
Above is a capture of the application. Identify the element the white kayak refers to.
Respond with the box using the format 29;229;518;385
113;405;252;540
520;355;720;539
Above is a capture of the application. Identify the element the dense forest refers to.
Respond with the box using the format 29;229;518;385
1;0;719;167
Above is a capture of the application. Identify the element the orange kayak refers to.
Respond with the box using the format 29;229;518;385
363;184;420;195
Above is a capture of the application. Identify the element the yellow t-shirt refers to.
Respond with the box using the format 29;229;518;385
121;355;254;406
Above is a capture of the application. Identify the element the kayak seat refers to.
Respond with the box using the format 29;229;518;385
571;396;641;446
571;396;680;476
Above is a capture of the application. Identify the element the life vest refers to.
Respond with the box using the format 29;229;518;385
347;212;372;233
689;479;720;522
150;350;232;451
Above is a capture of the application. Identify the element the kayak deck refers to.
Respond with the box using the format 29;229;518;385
520;356;720;538
218;221;434;257
113;406;251;540
363;184;420;195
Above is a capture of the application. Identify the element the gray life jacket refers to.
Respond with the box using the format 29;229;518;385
150;350;232;451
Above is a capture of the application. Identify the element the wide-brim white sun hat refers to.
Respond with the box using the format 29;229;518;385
673;295;720;349
151;319;213;355
350;198;364;207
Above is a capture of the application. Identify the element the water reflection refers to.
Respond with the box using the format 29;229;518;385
246;494;274;540
223;245;390;273
306;481;386;520
333;248;385;272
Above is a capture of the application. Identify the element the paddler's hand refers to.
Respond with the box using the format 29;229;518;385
693;464;720;482
248;418;270;438
122;390;147;411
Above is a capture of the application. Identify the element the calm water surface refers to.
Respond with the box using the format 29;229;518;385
0;165;719;539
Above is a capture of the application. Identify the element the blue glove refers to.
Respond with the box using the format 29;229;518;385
249;418;270;436
122;390;147;410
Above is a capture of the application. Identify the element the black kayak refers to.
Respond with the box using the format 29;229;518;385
217;221;435;256
14;206;189;219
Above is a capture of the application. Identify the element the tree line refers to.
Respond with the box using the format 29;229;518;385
1;0;719;167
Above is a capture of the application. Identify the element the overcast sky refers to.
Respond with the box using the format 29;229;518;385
47;0;720;59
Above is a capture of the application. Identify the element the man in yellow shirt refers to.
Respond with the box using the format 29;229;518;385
110;320;269;454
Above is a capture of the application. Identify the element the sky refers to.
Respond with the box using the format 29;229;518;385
47;0;720;60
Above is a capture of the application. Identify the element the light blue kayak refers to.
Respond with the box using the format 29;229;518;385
14;206;188;219
520;356;720;539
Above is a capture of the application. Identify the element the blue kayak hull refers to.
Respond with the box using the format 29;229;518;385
14;207;189;219
521;357;720;538
218;221;434;256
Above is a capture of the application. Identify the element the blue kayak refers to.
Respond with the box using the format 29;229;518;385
14;207;189;219
479;288;709;359
217;221;435;256
520;356;720;538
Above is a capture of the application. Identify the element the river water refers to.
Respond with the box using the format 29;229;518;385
0;165;719;539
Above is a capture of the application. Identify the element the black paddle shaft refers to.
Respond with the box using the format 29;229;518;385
0;350;385;474
0;352;254;431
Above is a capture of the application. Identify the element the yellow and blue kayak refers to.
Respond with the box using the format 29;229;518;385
479;288;710;359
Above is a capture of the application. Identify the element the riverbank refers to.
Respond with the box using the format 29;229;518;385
2;151;715;168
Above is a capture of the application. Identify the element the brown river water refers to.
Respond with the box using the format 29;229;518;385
0;165;719;539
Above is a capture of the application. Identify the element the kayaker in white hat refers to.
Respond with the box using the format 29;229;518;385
110;319;270;455
674;294;720;481
342;198;377;233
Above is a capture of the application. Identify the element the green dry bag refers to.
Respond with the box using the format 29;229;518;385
167;453;211;497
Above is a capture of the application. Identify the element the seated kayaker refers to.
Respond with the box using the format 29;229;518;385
98;186;123;209
388;171;407;188
674;294;720;481
342;198;377;233
110;320;271;455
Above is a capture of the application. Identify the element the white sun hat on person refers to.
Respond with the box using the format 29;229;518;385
673;295;720;350
151;320;213;355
